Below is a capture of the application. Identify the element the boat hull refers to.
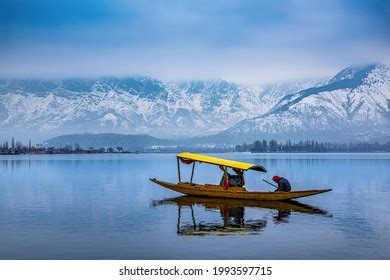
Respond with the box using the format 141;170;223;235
150;178;332;201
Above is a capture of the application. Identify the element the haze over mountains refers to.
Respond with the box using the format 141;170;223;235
1;64;389;146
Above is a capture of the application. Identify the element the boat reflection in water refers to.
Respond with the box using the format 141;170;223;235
153;196;331;236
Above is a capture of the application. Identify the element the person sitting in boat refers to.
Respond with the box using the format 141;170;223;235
219;167;245;188
219;171;228;188
272;175;291;192
231;168;245;187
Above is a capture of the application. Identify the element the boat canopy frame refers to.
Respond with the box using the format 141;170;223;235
176;152;267;183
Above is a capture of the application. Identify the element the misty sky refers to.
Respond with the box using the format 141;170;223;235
1;0;389;83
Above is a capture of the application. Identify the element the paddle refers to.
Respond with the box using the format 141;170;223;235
263;179;278;189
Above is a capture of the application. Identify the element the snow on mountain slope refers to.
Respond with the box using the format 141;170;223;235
0;76;315;141
221;64;390;142
2;64;387;144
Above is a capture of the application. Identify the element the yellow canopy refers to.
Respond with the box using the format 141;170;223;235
177;152;267;172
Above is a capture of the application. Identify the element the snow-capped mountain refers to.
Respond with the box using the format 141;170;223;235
0;76;317;141
1;64;388;144
217;64;390;143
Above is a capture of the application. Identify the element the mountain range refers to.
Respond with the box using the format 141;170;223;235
216;64;390;143
0;74;320;141
0;64;389;145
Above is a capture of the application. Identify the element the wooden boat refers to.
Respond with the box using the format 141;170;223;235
150;152;332;201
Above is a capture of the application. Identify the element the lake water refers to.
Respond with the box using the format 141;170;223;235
0;153;389;259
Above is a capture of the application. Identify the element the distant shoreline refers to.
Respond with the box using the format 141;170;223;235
1;151;390;156
0;151;137;156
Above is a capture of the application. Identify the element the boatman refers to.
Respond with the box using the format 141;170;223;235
272;175;291;192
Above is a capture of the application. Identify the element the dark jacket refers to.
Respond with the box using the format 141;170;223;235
275;178;291;192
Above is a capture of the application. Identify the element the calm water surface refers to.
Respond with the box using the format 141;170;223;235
0;153;389;259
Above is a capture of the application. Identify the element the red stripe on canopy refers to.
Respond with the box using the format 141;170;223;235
180;158;194;164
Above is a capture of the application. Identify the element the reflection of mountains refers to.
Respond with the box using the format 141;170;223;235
153;196;331;236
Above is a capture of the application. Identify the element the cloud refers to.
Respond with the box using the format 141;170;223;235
1;0;389;83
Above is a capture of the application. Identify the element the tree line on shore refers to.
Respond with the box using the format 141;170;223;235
2;137;390;155
0;138;128;155
235;139;390;153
